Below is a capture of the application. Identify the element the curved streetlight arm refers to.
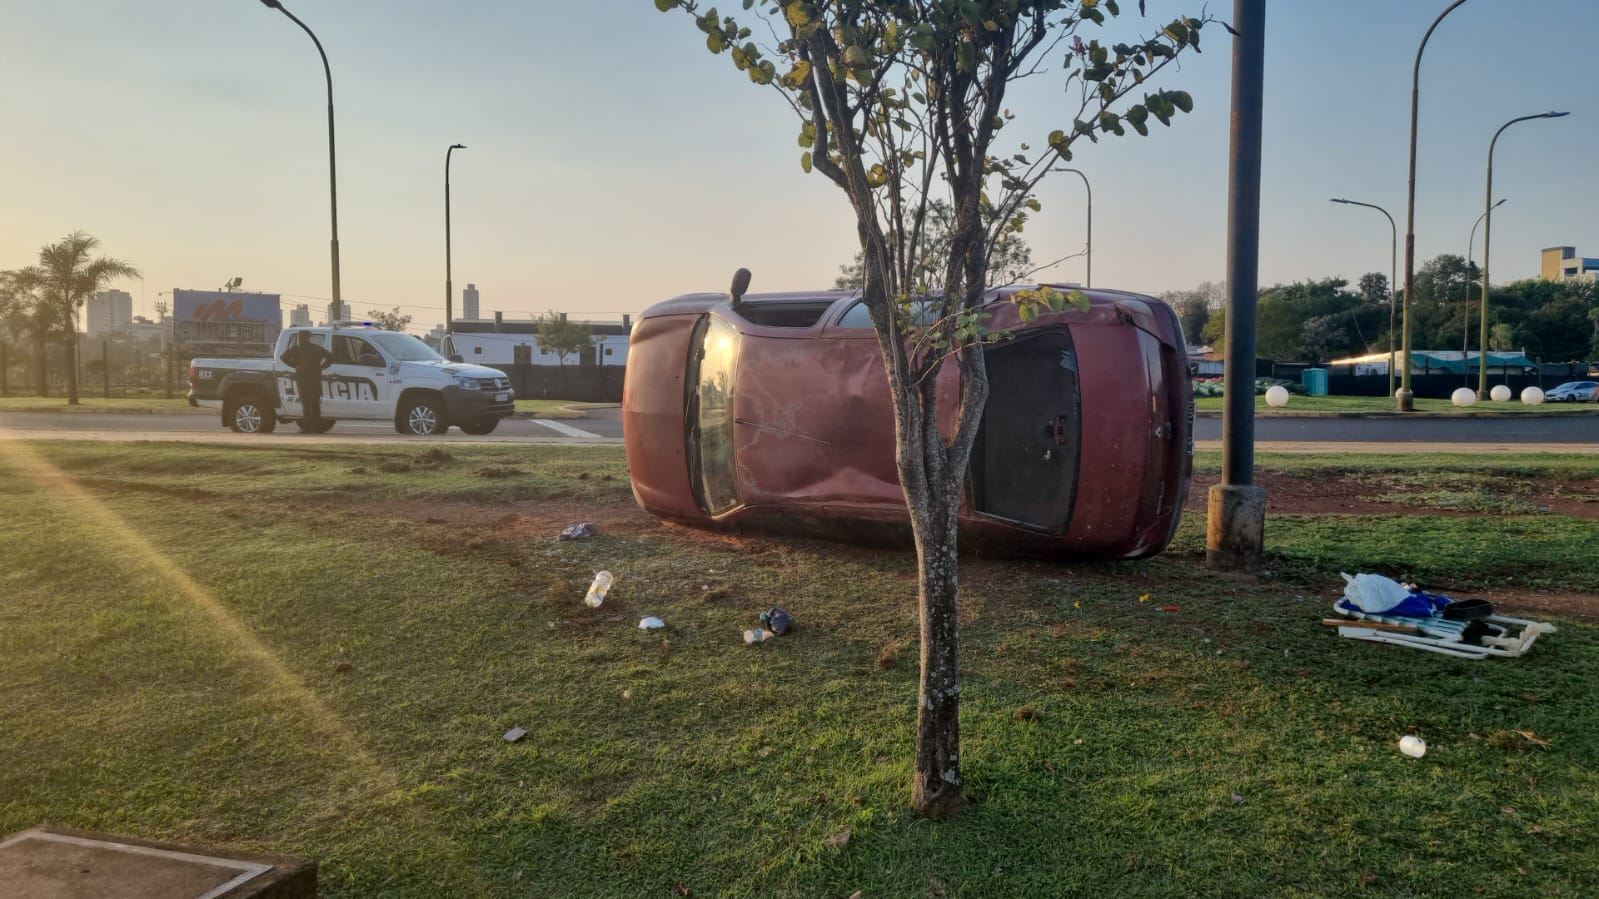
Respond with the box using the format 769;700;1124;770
1329;197;1397;396
1401;0;1473;410
1061;168;1092;288
260;0;341;321
1479;111;1568;396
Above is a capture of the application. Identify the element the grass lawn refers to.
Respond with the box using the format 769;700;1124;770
513;398;598;419
1194;393;1599;415
1;442;1596;897
0;395;205;414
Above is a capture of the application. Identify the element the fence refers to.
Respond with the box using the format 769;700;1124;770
499;364;626;403
1;338;191;399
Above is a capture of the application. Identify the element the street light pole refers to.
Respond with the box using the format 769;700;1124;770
1462;198;1506;378
1401;0;1473;411
259;0;341;325
1329;198;1396;396
446;144;466;334
1479;111;1568;398
1062;168;1092;288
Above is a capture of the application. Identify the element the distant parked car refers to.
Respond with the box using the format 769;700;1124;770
622;283;1193;559
1545;381;1599;403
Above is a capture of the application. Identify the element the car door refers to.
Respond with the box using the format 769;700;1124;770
326;334;387;420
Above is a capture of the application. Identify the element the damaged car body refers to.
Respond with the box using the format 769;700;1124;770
622;282;1193;559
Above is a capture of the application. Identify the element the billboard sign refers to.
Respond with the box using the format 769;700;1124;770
173;289;283;357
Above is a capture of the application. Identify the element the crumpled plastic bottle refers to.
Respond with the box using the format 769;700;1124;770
584;571;613;608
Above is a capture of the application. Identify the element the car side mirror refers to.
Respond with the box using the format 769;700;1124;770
729;267;752;307
449;354;463;363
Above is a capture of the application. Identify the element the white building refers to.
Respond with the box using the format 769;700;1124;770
441;315;633;367
86;289;133;337
290;304;312;327
462;283;480;321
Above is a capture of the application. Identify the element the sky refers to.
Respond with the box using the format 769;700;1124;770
3;1;1596;334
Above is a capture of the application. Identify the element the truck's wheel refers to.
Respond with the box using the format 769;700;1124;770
399;396;448;436
458;419;499;435
224;393;276;434
296;418;336;434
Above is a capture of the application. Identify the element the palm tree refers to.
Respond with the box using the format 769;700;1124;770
31;232;139;405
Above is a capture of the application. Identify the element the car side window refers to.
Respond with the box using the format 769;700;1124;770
836;301;873;329
336;336;383;366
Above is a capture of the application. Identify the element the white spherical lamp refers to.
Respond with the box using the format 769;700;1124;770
1489;385;1512;402
1521;386;1545;405
1264;385;1290;407
1451;387;1477;407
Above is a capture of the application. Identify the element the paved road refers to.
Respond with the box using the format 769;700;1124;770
0;409;624;445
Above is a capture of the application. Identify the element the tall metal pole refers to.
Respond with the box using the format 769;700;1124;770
1462;199;1505;379
1329;198;1396;396
1479;112;1568;397
1062;168;1092;287
1401;0;1473;411
1207;0;1265;572
260;1;341;325
446;144;466;334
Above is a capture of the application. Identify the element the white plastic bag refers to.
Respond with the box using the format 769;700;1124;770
1340;572;1412;614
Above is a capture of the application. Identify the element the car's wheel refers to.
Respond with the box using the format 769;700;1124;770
458;419;499;435
399;395;449;436
224;392;276;434
296;417;336;434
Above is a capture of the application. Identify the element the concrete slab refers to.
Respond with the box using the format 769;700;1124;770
0;828;316;899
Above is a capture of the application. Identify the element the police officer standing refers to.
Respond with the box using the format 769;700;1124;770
281;331;333;431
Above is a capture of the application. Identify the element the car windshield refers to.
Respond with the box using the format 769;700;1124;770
367;331;444;362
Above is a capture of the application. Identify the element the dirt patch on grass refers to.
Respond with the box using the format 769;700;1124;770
365;476;1599;622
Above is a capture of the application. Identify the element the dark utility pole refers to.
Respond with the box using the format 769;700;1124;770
1207;0;1266;572
1401;0;1472;410
446;144;466;334
259;0;342;325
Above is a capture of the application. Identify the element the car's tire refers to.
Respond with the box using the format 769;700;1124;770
458;419;499;435
224;392;276;434
296;417;336;434
398;395;449;436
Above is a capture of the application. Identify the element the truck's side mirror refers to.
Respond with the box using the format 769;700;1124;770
729;267;752;307
449;354;464;363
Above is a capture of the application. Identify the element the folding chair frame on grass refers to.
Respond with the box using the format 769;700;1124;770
1330;601;1556;660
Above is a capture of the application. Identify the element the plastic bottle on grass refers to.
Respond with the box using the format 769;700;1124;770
584;571;613;608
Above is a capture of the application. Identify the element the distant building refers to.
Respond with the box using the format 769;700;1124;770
463;283;480;321
1540;246;1599;282
86;289;134;337
442;314;634;367
290;304;312;327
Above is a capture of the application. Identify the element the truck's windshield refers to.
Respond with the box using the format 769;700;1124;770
367;332;444;362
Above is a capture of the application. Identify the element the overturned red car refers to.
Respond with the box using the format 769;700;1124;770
622;283;1193;559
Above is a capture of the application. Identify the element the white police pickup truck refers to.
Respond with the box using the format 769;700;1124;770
187;324;515;435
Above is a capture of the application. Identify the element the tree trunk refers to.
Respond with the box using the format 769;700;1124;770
910;488;965;819
33;331;48;397
64;330;80;405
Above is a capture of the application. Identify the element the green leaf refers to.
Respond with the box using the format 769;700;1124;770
784;2;811;28
654;0;674;11
706;30;725;53
800;152;813;174
1169;89;1194;114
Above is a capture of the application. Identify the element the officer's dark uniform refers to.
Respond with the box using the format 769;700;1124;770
281;332;333;427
